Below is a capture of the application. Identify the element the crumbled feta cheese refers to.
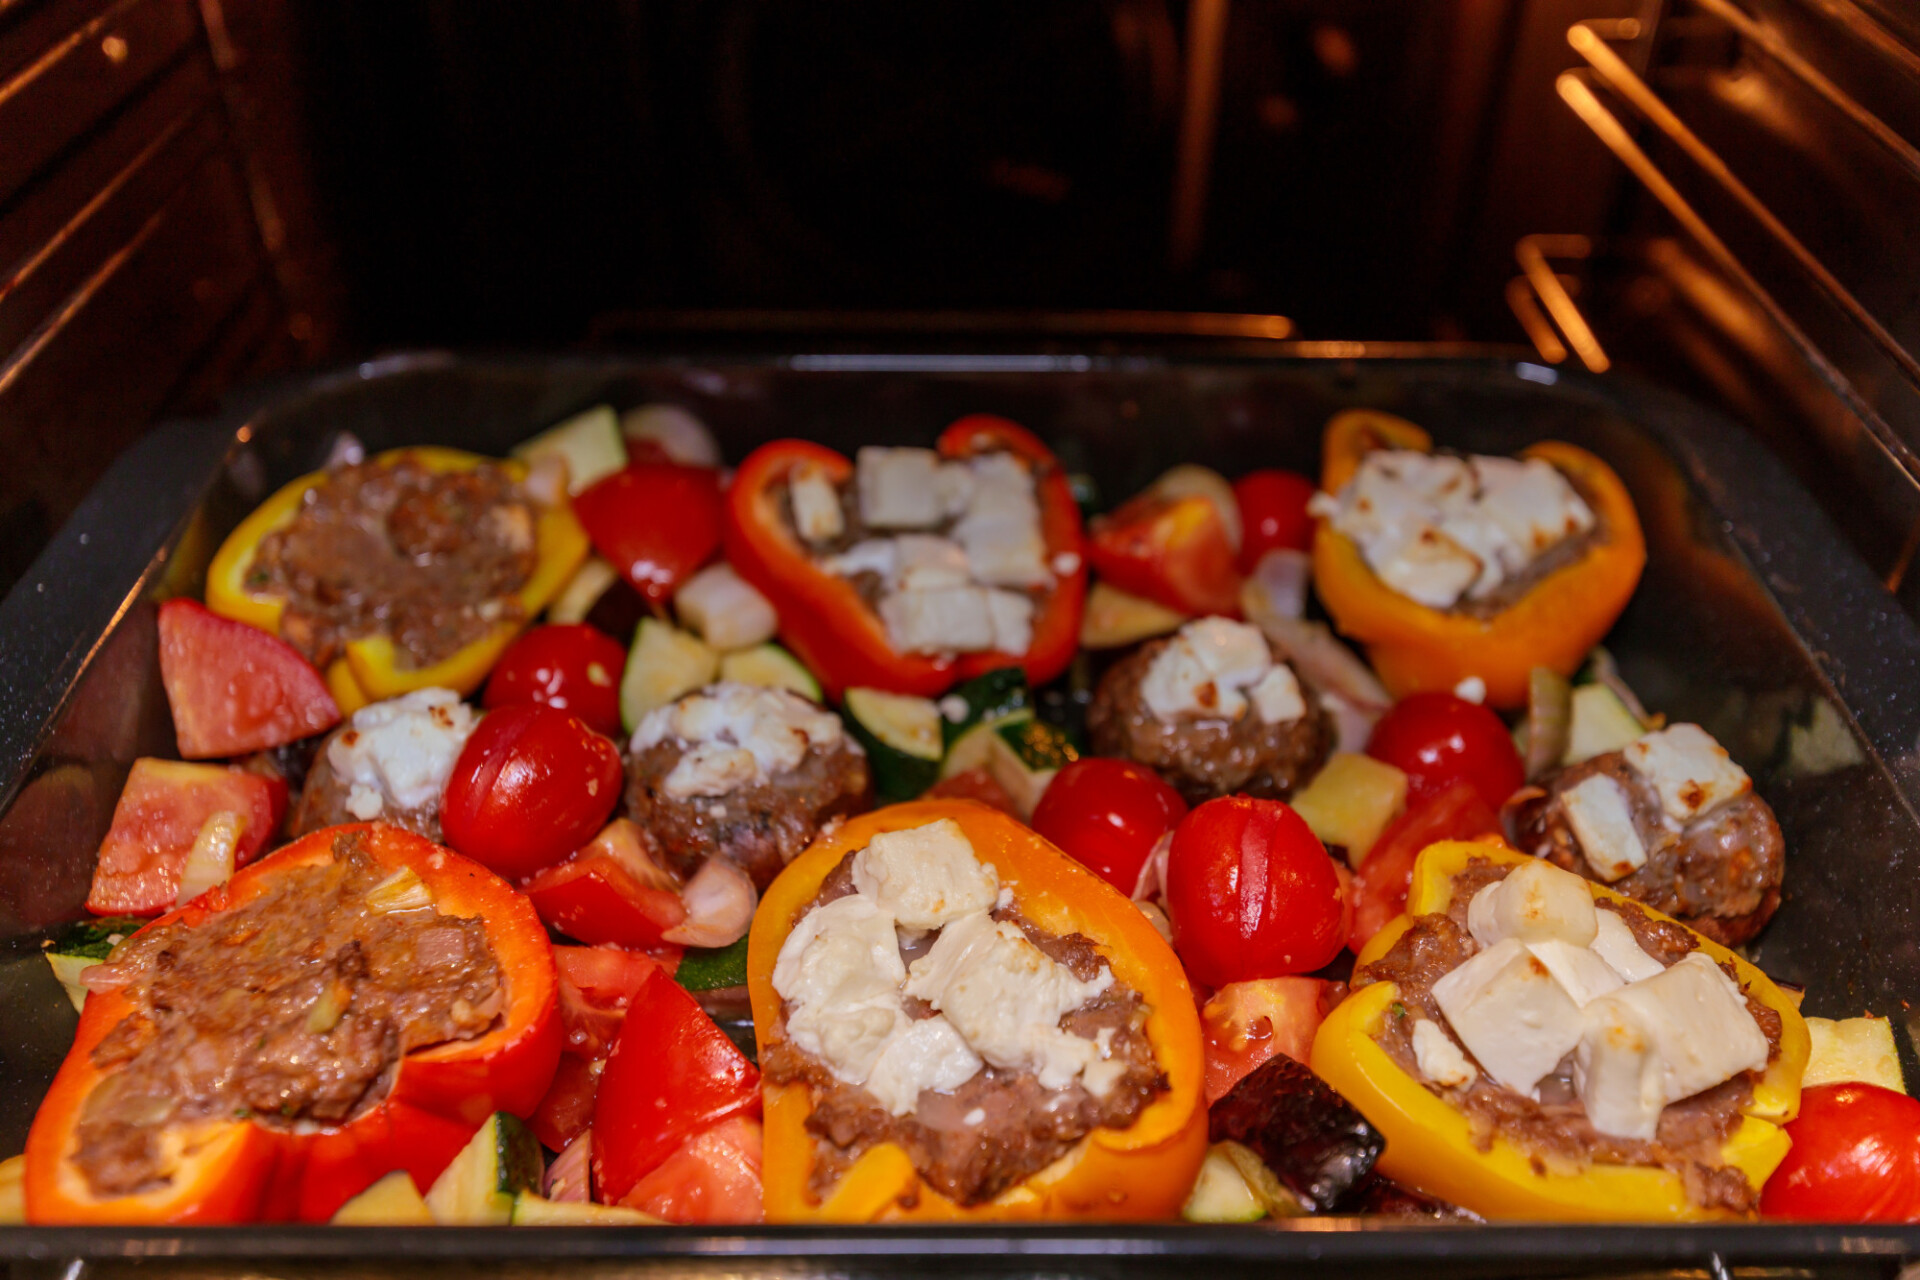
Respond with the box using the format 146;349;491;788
1411;1018;1478;1087
1248;664;1306;724
1560;773;1649;882
1464;859;1598;949
824;539;898;580
879;587;998;654
894;535;973;591
326;688;478;819
1573;995;1664;1141
1374;526;1485;609
863;1014;984;1116
1453;676;1487;704
773;894;910;1083
857;447;943;529
1590;909;1666;983
1605;952;1771;1104
985;589;1035;655
1623;724;1751;823
851;818;1000;933
1526;938;1625;1007
1140;616;1296;722
789;462;844;543
635;682;844;798
1432;936;1585;1095
938;695;970;723
935;462;975;518
953;453;1049;588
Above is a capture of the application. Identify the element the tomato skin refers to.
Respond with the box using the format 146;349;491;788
1233;470;1317;572
592;971;762;1205
441;703;623;881
1200;977;1332;1104
529;1054;604;1153
87;759;281;915
1366;691;1524;812
621;1115;764;1223
1164;796;1345;987
1762;1084;1920;1222
1030;757;1188;895
1087;493;1242;617
573;463;723;606
523;820;687;948
158;599;340;758
1346;780;1499;953
483;624;627;738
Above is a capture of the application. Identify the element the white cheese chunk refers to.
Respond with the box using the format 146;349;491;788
789;463;845;543
661;743;761;798
856;447;943;529
1373;527;1483;610
984;589;1035;656
1475;454;1595;556
773;895;910;1084
905;910;1113;1092
851;818;1000;933
635;682;844;798
1574;995;1665;1141
823;538;898;580
1590;909;1667;984
1432;936;1586;1095
1248;664;1306;725
327;688;478;819
935;462;975;518
894;535;974;591
952;453;1050;588
1623;724;1751;823
1527;939;1625;1007
879;586;998;654
1605;951;1770;1104
1139;616;1278;722
1560;773;1649;882
1411;1019;1478;1088
863;1015;984;1116
1466;859;1598;949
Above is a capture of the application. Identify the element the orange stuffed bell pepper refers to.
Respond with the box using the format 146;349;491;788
748;799;1206;1222
205;446;589;714
1309;839;1807;1222
25;823;561;1224
1310;410;1645;709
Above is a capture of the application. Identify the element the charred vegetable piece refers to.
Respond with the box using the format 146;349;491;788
1206;1052;1384;1212
1341;1172;1480;1221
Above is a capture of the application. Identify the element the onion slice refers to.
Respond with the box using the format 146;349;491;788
545;1128;593;1202
662;857;757;949
1243;548;1311;621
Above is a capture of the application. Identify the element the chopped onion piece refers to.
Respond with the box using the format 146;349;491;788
622;404;722;468
325;432;366;469
1244;548;1311;621
1522;666;1574;780
523;452;571;508
662;857;757;948
366;866;435;914
175;810;244;905
544;1128;594;1202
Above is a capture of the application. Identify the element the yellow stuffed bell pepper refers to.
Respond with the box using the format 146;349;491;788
205;446;588;712
747;798;1208;1223
1311;410;1646;709
1310;840;1808;1222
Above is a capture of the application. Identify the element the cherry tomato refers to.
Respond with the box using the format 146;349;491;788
1366;691;1524;812
1030;757;1188;895
573;463;724;605
1233;469;1317;573
1164;795;1345;986
1200;977;1332;1104
1762;1083;1920;1222
483;624;627;738
441;703;623;880
1347;780;1499;953
1087;492;1242;617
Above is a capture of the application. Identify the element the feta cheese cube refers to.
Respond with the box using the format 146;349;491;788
641;683;844;796
1141;633;1244;721
1432;936;1586;1095
1590;909;1667;984
1474;455;1595;556
857;447;943;529
1249;664;1306;724
935;462;975;518
327;688;478;817
662;742;761;797
1411;1019;1478;1088
773;895;910;1083
1607;951;1770;1103
879;587;998;654
1623;724;1751;823
1560;773;1649;882
789;463;845;543
824;538;899;581
954;511;1051;588
863;1014;983;1115
894;535;973;591
1373;526;1483;610
985;589;1035;656
851;818;1000;933
1466;860;1598;949
1184;617;1273;688
1526;938;1625;1006
1574;994;1665;1141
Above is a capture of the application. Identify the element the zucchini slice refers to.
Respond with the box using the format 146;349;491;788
548;556;620;626
511;1194;661;1225
43;916;145;1014
989;719;1078;819
938;667;1032;749
620;619;720;734
845;687;943;803
424;1112;544;1225
332;1170;433;1225
718;643;822;701
1181;1144;1267;1223
1563;683;1647;765
512;405;627;494
675;934;751;993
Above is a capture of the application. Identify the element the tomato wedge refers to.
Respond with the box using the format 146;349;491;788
530;1054;604;1153
1346;780;1499;953
592;970;761;1205
1199;977;1332;1104
621;1115;764;1224
158;599;340;758
573;463;724;606
523;821;688;947
1088;491;1241;618
87;759;282;915
1761;1083;1920;1222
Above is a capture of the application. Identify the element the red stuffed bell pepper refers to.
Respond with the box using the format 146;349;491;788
25;823;561;1224
724;415;1087;699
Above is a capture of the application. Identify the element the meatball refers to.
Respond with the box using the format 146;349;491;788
626;683;872;889
287;688;478;844
1087;632;1334;806
1503;751;1784;946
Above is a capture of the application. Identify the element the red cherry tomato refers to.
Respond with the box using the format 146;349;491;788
483;624;628;738
1346;780;1500;953
1233;469;1317;573
1030;757;1188;895
1164;795;1345;987
1762;1083;1920;1222
441;703;623;880
573;463;724;605
1366;691;1524;812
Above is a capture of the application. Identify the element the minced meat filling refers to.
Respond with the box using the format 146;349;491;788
761;854;1166;1207
73;831;504;1198
1352;857;1782;1213
248;457;537;670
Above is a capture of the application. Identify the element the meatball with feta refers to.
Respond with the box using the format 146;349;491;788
1086;617;1334;805
1502;723;1784;946
290;687;479;841
626;682;872;889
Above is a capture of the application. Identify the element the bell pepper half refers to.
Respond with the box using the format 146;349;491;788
747;798;1207;1222
1309;839;1808;1222
722;416;1086;700
25;823;562;1224
1310;411;1646;709
205;446;590;710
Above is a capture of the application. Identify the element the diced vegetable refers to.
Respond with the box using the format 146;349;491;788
965;720;1078;821
523;820;687;948
1286;753;1409;867
331;1170;433;1225
173;810;244;905
1564;682;1647;765
42;916;145;1013
844;687;943;803
577;464;725;608
1201;978;1332;1105
424;1112;545;1226
718;643;822;701
1148;464;1243;552
660;857;756;950
620;620;720;733
1521;666;1574;779
512;405;628;495
549;556;621;625
87;759;280;916
619;1115;763;1224
157;598;341;758
1804;1016;1906;1094
622;404;722;469
675;564;779;653
675;935;751;993
511;1194;661;1225
0;1154;21;1225
1181;1144;1269;1222
1218;1140;1310;1219
1207;1053;1385;1213
1079;580;1187;649
938;666;1033;747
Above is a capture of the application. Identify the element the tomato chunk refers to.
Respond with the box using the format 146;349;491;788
524;822;687;948
482;624;627;738
530;1054;604;1153
1087;492;1242;618
1233;469;1317;571
1346;780;1499;953
620;1115;764;1224
87;758;281;915
158;599;340;758
592;970;760;1204
573;463;724;606
1200;977;1333;1104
